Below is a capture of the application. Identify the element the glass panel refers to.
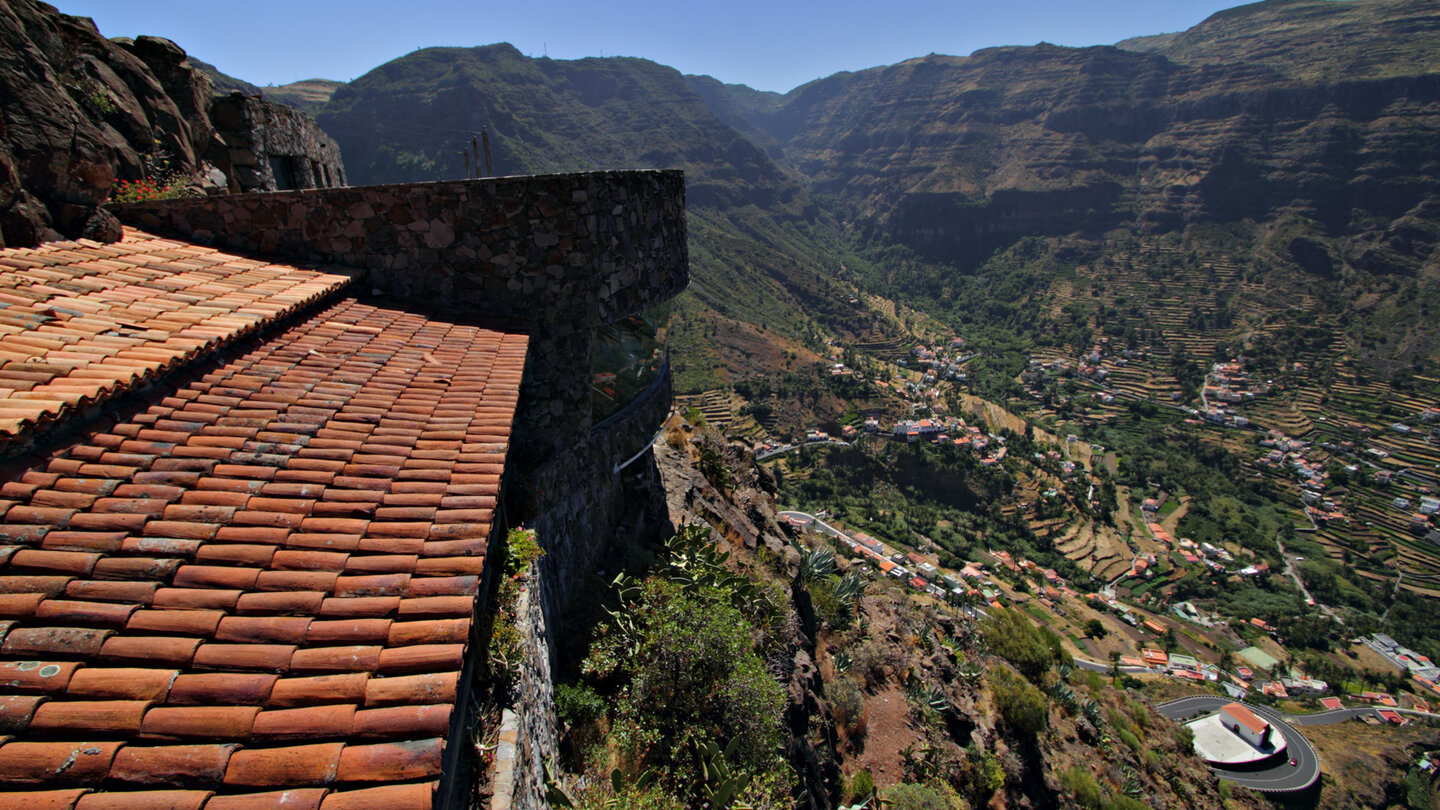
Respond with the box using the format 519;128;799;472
592;303;670;423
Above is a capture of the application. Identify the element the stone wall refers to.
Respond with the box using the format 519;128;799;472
505;363;673;809
490;571;556;810
208;94;347;192
110;170;688;467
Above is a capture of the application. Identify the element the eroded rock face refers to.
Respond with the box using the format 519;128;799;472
0;0;219;247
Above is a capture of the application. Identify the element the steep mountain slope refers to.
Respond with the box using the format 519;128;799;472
263;79;342;112
317;44;906;391
319;44;794;208
1117;0;1440;82
719;0;1440;375
193;59;340;113
754;30;1440;277
309;0;1440;384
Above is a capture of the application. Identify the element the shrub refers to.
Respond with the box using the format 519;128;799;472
981;609;1064;682
990;666;1048;734
830;675;867;741
555;682;606;762
884;782;953;810
852;637;906;689
584;577;786;793
1059;767;1103;809
847;769;876;803
504;528;544;576
108;146;197;203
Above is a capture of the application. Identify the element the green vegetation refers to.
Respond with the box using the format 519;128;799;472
883;781;966;810
981;607;1071;683
558;525;790;807
989;666;1049;734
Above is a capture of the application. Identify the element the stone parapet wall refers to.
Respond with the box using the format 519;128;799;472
490;572;557;810
110;170;689;464
109;171;685;331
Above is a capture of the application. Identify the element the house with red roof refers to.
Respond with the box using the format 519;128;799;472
1220;703;1273;749
1378;709;1409;726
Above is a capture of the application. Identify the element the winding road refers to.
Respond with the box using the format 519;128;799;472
1158;696;1321;793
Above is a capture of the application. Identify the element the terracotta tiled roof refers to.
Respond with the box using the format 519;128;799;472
1221;702;1269;735
0;285;528;808
0;229;352;445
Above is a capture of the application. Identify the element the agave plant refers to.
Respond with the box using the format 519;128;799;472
798;543;837;581
957;661;985;687
1122;765;1144;797
544;761;658;809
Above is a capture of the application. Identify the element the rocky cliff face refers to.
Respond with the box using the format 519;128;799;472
751;29;1440;276
0;0;221;246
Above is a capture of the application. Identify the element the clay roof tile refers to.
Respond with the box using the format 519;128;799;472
139;706;259;742
107;743;238;785
75;790;214;810
222;742;344;788
0;249;526;800
0;740;124;784
317;782;434;810
202;788;329;810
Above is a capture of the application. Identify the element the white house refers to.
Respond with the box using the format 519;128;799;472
1220;703;1273;750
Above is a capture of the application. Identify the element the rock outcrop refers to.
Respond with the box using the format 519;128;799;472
0;0;221;246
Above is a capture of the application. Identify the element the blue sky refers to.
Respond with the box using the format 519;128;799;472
57;0;1245;92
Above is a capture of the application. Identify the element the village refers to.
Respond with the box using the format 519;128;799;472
781;507;1439;732
692;289;1440;763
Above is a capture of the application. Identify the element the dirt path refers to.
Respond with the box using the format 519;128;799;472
852;684;921;790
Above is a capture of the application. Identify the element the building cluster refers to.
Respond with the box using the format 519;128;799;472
907;340;973;383
881;417;1008;465
1252;431;1355;527
1366;634;1440;697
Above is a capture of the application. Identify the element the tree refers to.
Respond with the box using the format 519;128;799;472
1084;619;1108;640
583;574;786;798
1109;650;1122;682
981;608;1067;683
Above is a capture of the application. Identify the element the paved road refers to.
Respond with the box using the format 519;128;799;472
779;510;988;620
757;439;850;461
1158;696;1320;792
1072;656;1151;676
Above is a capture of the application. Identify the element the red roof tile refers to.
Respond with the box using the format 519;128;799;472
0;789;91;810
0;235;526;804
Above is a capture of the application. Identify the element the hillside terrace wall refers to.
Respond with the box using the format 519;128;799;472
111;171;688;810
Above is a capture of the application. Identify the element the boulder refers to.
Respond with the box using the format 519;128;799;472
0;0;219;246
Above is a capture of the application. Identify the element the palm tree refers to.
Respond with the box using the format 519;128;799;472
1109;650;1122;683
